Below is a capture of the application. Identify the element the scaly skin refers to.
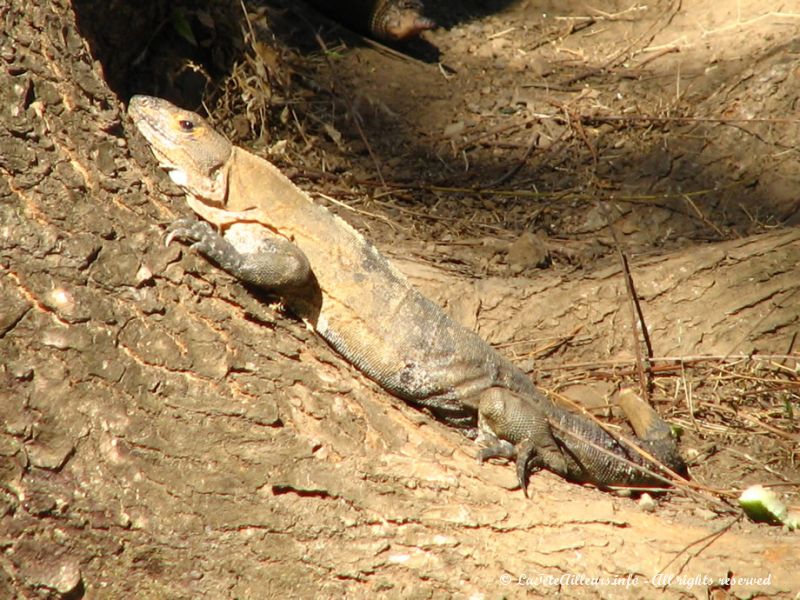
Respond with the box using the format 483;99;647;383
129;95;685;495
371;0;435;41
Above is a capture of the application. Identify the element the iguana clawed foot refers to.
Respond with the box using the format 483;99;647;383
477;438;544;498
165;217;253;279
165;217;217;250
477;388;572;497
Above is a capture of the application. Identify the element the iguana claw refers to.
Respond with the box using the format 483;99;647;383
164;218;214;248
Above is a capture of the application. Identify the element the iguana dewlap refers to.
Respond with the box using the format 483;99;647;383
129;95;685;494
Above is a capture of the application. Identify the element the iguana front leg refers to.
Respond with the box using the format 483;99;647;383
166;217;312;291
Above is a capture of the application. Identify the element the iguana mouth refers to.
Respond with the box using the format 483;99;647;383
383;10;435;40
140;138;192;188
146;144;188;186
130;104;186;180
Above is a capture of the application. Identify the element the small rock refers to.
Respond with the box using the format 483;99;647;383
135;263;153;285
18;552;82;596
50;560;82;594
506;231;550;271
443;121;465;138
638;493;656;512
26;440;74;470
695;507;718;521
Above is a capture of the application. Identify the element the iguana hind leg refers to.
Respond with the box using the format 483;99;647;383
477;388;569;496
166;217;312;291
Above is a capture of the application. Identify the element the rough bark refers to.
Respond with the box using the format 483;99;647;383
401;229;800;366
0;1;797;598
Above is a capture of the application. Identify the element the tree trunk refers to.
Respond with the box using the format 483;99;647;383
0;1;797;598
400;229;800;365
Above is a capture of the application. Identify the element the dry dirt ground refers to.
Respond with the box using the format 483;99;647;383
1;0;799;598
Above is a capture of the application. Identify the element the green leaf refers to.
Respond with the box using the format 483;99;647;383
171;9;197;47
739;485;792;528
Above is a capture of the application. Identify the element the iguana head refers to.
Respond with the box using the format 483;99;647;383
129;95;232;203
376;0;435;41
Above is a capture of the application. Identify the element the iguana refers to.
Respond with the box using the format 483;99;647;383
305;0;435;42
129;95;686;495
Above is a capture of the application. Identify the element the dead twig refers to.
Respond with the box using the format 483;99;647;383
564;105;598;168
633;45;680;68
598;204;654;401
323;172;743;204
682;193;727;238
315;192;403;232
575;114;800;126
537;354;799;373
485;131;541;187
656;515;743;580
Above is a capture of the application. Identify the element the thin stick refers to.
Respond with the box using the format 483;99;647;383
575;114;800;126
326;174;743;204
485;131;540;187
537;354;798;371
633;45;679;68
600;204;654;400
656;516;742;581
316;192;402;232
682;193;726;238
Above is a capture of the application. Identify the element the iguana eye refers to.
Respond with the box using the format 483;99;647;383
178;119;195;131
